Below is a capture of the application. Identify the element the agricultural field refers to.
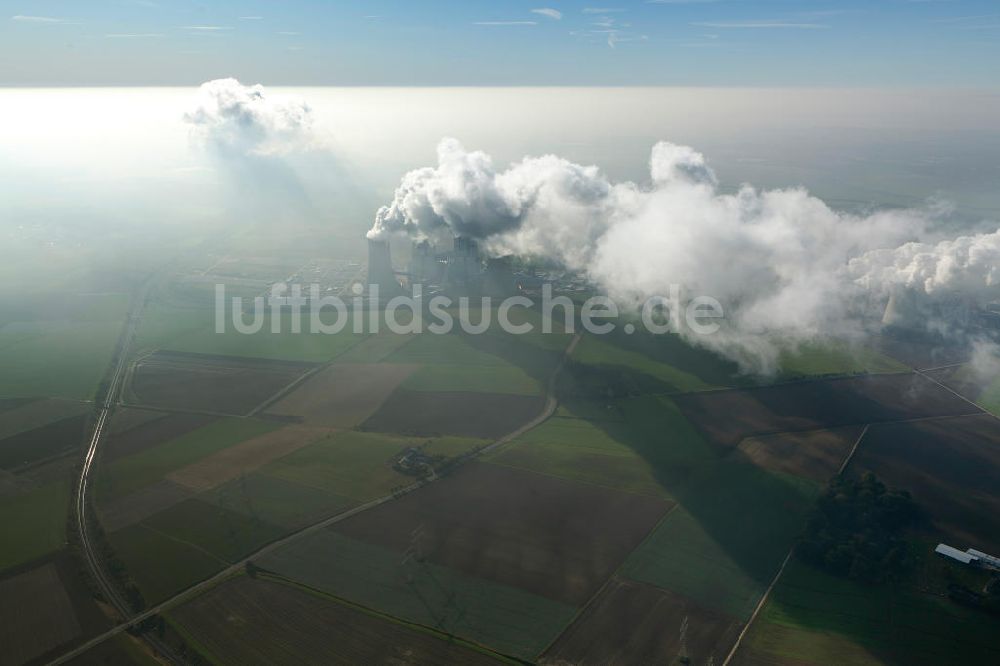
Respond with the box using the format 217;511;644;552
542;578;740;666
0;551;112;665
258;529;578;660
0;293;129;400
330;462;671;605
848;413;1000;553
733;426;863;483
776;341;908;379
672;373;980;450
734;558;1000;665
169;575;506;665
264;363;417;427
102;412;216;461
263;430;486;502
621;461;820;620
125;351;315;416
0;412;87;470
96;417;280;502
0;398;90;441
361;390;545;438
401;363;542;395
927;362;1000;417
487;394;715;497
0;563;81;665
0;479;71;571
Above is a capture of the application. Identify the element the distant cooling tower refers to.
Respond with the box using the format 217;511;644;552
367;238;402;296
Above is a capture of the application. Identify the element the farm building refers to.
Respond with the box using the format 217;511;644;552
935;543;1000;570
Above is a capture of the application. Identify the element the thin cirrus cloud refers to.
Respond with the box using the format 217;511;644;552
10;14;74;23
181;25;234;31
583;7;627;13
692;20;827;29
473;21;538;26
530;8;563;20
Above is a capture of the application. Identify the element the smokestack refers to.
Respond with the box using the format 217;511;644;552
367;238;402;296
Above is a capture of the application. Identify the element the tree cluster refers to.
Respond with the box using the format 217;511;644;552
797;472;921;583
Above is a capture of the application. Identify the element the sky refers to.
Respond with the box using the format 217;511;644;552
2;0;999;86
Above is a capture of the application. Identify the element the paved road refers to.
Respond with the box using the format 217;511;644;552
48;331;583;665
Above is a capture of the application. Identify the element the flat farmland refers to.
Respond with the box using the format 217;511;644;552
401;363;542;396
263;431;485;502
127;351;315;416
109;524;225;604
203;473;354;530
849;413;1000;553
0;562;81;666
0;398;89;441
264;363;417;427
0;413;87;470
259;530;577;660
170;576;506;665
97;417;279;502
733;426;863;483
103;412;216;461
361;390;545;439
490;395;715;497
0;480;70;571
166;425;331;492
621;462;820;619
735;559;1000;665
542;578;740;666
672;373;979;449
98;479;193;532
332;462;671;605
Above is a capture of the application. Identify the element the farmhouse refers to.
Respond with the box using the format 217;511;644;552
935;543;1000;570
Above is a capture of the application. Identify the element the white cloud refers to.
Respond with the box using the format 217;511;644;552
583;7;627;13
184;78;315;157
474;21;538;26
370;139;999;371
692;20;827;29
531;8;563;20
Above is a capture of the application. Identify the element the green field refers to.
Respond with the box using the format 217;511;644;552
259;529;577;660
133;302;366;363
264;431;485;502
0;480;70;571
97;417;280;502
621;462;820;619
109;523;225;605
402;364;542;396
490;395;715;497
0;398;89;440
140;499;285;563
742;558;1000;664
204;473;355;530
571;334;722;393
777;341;909;379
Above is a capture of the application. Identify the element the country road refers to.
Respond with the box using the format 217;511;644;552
48;330;583;665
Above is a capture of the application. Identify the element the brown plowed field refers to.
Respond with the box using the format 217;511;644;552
103;412;216;461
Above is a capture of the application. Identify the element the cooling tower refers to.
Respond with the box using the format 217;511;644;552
367;238;402;296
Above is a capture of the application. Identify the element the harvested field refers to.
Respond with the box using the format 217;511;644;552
361;390;545;439
98;480;194;532
127;351;314;416
333;462;671;605
330;332;414;363
542;579;740;666
103;412;216;461
166;425;331;492
850;413;1000;553
106;407;168;435
733;426;863;483
264;364;416;428
0;563;81;666
170;576;504;666
109;524;224;604
673;373;979;450
0;413;87;470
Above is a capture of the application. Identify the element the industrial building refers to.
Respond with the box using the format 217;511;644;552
935;543;1000;570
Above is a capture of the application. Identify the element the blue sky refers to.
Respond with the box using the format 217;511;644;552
2;0;999;86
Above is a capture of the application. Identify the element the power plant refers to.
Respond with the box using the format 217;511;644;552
366;235;525;299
